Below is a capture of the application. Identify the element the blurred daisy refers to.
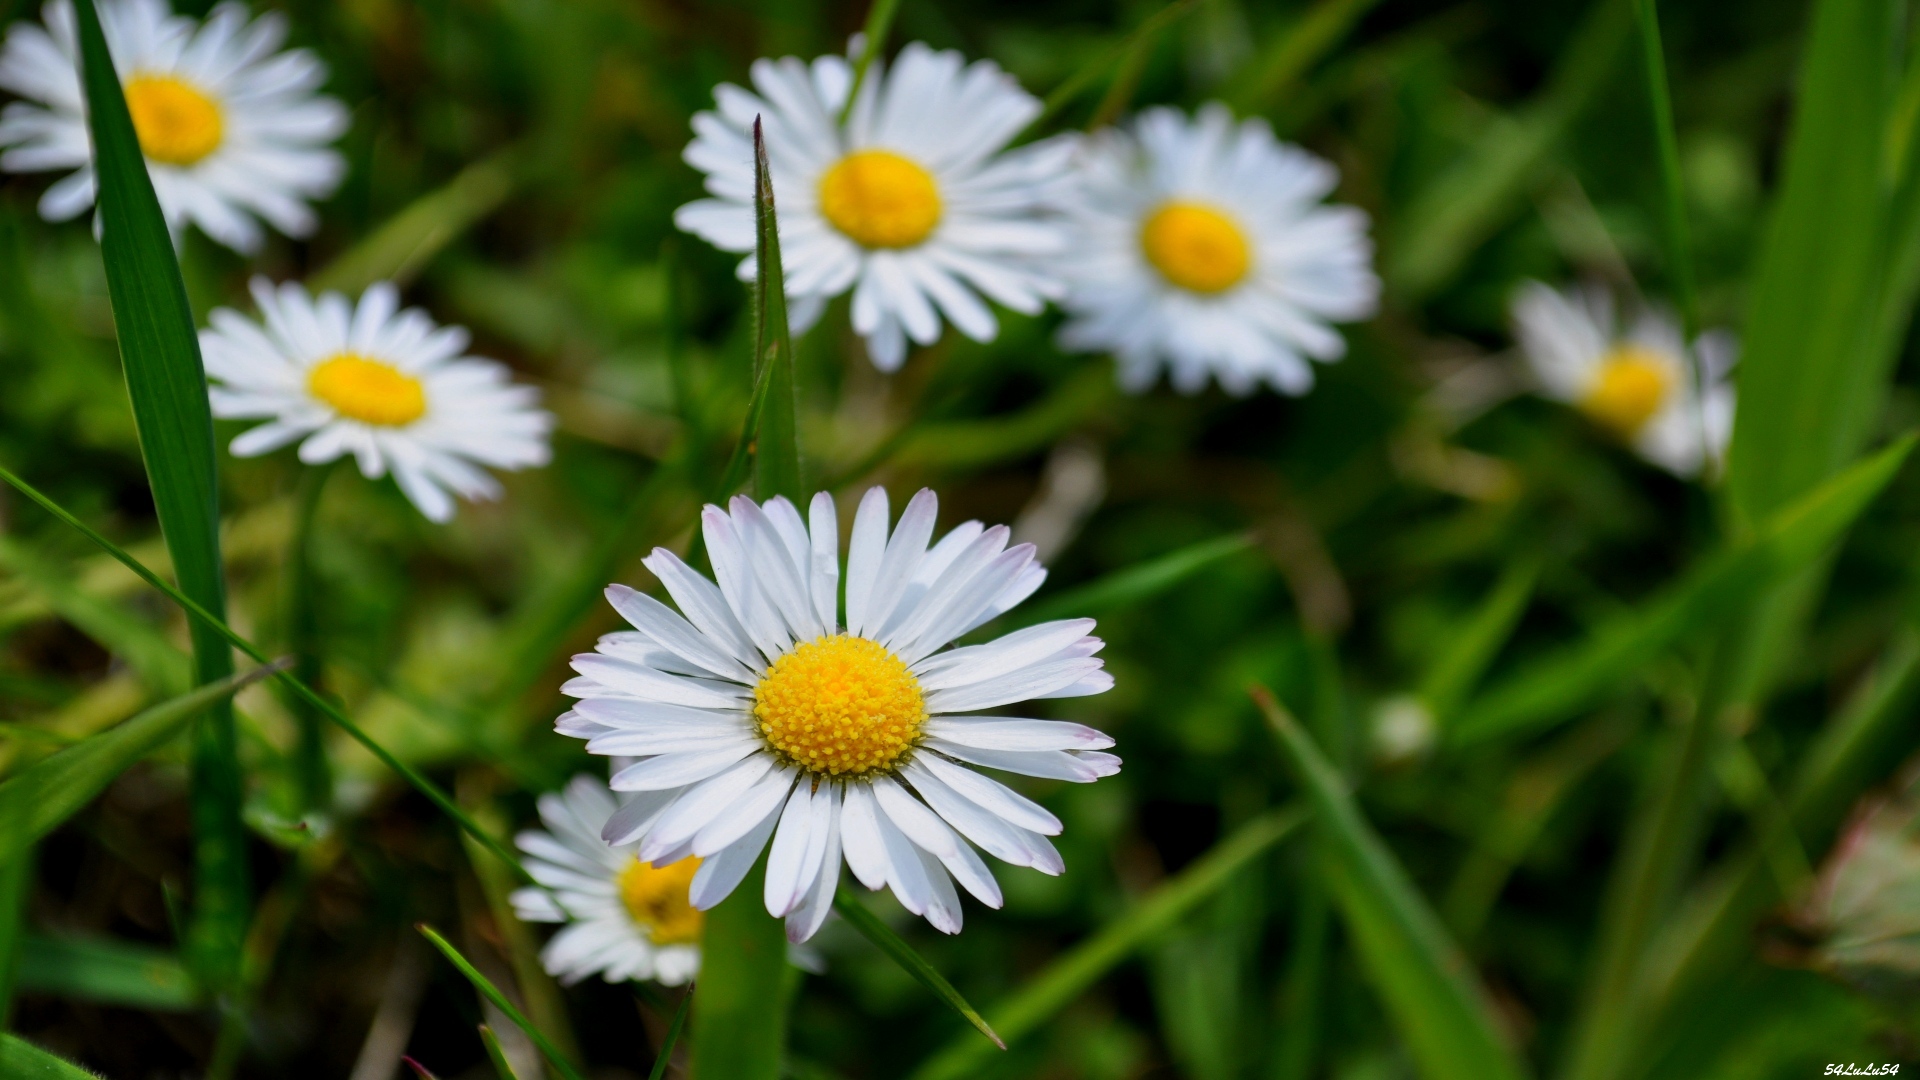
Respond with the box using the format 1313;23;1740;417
510;774;702;986
201;278;553;522
0;0;348;253
1511;281;1735;477
556;486;1118;941
675;42;1071;371
1054;104;1378;395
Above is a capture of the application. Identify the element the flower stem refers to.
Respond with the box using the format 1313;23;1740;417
689;859;792;1080
287;461;336;816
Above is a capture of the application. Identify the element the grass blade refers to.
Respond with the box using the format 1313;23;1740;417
71;0;247;986
1448;434;1914;745
14;932;200;1011
832;891;1004;1049
0;535;189;696
840;0;905;125
1726;0;1900;529
647;985;693;1080
1029;0;1200;133
0;462;531;881
1252;687;1529;1080
1631;0;1698;337
0;661;284;868
689;857;791;1080
309;151;518;294
0;1036;103;1080
1227;0;1384;113
478;1026;521;1080
1012;533;1254;627
750;118;803;504
0;843;28;1027
1389;0;1632;300
1418;558;1538;723
416;924;584;1080
908;805;1305;1080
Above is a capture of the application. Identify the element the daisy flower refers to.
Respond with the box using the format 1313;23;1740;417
1053;103;1379;395
674;42;1072;372
510;774;702;986
1511;280;1736;477
200;278;553;522
556;487;1119;941
0;0;348;253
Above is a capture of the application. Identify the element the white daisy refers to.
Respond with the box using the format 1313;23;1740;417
200;277;553;522
509;774;702;986
1053;103;1379;396
674;42;1072;372
555;486;1119;941
0;0;348;253
1511;280;1736;477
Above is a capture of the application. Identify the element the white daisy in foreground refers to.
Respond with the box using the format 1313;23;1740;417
556;487;1118;941
201;278;553;522
0;0;348;253
1511;280;1735;477
510;774;701;986
675;42;1071;372
1054;103;1378;395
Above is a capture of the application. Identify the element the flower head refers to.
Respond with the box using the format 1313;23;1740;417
675;43;1072;372
510;775;702;986
1511;280;1736;477
1053;104;1379;395
0;0;348;252
557;487;1119;940
201;278;553;522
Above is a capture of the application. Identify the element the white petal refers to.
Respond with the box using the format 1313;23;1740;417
872;776;1001;907
693;766;795;857
639;753;777;859
605;584;757;683
689;802;782;910
921;717;1115;752
838;781;890;891
914;753;1062;834
610;743;759;793
844;486;890;634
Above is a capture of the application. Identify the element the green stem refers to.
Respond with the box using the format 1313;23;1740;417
0;842;29;1030
286;461;335;816
1269;866;1330;1080
689;860;792;1080
839;0;905;126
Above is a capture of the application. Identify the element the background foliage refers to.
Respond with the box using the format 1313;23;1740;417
4;0;1920;1077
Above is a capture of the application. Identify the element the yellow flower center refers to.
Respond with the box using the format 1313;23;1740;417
1140;200;1252;294
817;150;943;249
307;354;428;427
123;74;224;167
1580;345;1674;437
753;634;927;777
617;857;704;946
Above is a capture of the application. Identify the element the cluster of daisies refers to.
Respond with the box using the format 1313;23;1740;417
0;0;1736;989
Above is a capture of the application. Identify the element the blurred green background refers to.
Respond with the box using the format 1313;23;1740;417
5;0;1920;1077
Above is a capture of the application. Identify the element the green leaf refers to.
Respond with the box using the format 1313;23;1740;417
1388;0;1632;299
416;924;585;1080
71;0;248;986
1011;532;1255;628
1726;0;1902;530
750;119;803;504
0;536;189;696
1448;434;1915;745
647;984;694;1080
0;842;29;1027
909;805;1305;1080
0;1036;104;1080
689;858;791;1080
1227;0;1384;112
13;932;200;1011
309;152;518;295
478;1025;521;1080
832;891;1004;1049
0;461;531;882
0;661;283;868
1417;558;1538;723
1253;688;1530;1080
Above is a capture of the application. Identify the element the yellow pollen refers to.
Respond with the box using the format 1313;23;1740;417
1140;200;1252;294
1580;345;1674;437
817;150;943;249
307;353;428;427
123;74;224;167
754;634;927;777
617;857;704;946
